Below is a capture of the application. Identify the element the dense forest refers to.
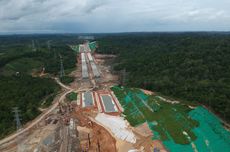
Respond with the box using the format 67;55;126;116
0;35;78;75
0;75;60;138
0;35;80;138
97;32;230;122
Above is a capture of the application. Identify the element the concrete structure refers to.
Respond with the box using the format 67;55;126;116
90;62;100;78
81;53;89;78
100;95;118;113
87;53;93;62
81;53;86;61
82;92;94;107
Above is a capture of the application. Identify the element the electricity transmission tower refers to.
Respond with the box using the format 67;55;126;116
32;40;36;52
47;40;51;50
13;107;22;130
59;55;65;78
12;107;25;152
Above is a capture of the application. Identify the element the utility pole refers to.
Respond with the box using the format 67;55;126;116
88;133;91;146
59;54;65;78
12;107;25;152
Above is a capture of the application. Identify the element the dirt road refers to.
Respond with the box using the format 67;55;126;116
0;79;73;147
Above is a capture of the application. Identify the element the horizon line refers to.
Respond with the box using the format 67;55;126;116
0;30;230;36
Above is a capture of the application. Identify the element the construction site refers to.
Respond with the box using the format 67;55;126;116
0;41;163;152
1;40;229;152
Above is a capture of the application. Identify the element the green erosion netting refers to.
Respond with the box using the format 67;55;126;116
163;107;230;152
88;41;97;51
111;86;198;144
111;86;230;152
70;45;79;52
189;107;230;151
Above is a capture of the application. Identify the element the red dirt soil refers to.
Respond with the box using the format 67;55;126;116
73;107;117;152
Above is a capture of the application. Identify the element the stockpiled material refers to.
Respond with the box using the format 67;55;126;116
95;113;136;143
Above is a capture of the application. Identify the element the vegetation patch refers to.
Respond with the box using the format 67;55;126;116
40;93;57;108
66;92;77;101
2;58;43;76
60;76;75;85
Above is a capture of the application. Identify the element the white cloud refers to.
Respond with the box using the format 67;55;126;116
0;0;229;33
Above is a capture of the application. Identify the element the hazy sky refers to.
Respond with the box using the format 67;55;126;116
0;0;230;34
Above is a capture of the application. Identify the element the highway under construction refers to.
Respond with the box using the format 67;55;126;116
0;41;166;152
80;47;100;79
